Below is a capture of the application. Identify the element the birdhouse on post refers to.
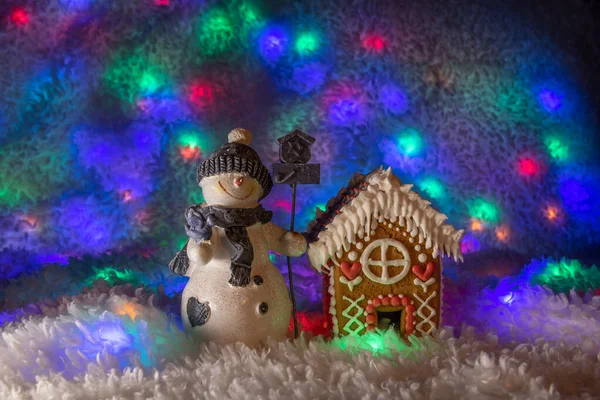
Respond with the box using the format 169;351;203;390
273;130;320;185
278;129;315;164
273;129;320;338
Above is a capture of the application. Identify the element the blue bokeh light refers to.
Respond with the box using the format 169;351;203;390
538;89;562;112
379;83;409;114
258;25;289;62
289;61;329;94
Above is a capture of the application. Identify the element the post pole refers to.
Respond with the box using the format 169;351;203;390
287;183;299;339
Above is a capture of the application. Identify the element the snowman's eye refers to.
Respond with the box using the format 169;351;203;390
258;302;269;315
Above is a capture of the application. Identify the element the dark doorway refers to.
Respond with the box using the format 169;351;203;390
376;309;403;332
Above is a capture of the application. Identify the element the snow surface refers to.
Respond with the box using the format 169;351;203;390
1;280;600;399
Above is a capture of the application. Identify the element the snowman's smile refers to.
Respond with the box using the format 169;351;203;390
218;181;254;200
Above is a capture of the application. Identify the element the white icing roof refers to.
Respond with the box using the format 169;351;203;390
307;167;464;271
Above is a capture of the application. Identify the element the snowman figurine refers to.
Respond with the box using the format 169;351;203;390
169;128;307;347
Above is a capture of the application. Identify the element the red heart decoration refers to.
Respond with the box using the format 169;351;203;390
412;262;435;281
340;261;362;280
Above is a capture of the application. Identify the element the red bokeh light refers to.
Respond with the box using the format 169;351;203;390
179;146;200;160
10;8;29;26
288;311;330;338
517;157;541;177
362;34;386;52
187;82;214;109
154;0;170;5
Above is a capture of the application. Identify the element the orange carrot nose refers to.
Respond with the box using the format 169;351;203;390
234;177;244;187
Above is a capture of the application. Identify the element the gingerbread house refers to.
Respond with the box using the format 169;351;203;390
306;167;463;338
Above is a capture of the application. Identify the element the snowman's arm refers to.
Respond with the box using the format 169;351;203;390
185;238;213;277
264;222;307;257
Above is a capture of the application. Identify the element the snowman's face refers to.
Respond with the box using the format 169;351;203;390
200;173;262;208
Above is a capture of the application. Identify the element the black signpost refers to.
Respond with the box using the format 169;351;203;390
273;129;320;338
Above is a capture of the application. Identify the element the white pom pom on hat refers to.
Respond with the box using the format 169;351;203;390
228;128;253;146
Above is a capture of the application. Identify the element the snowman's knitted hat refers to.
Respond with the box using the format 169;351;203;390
197;128;273;199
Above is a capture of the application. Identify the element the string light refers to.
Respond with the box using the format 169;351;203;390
539;89;562;111
362;34;386;52
517;157;540;177
379;84;408;114
469;198;499;223
544;136;569;161
396;128;423;157
187;82;214;109
496;225;509;242
418;178;444;199
179;146;200;160
295;31;320;55
196;9;235;56
470;219;484;231
258;26;289;61
544;204;562;222
239;2;264;29
10;8;29;26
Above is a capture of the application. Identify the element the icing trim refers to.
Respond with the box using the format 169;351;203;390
413;291;437;335
413;277;435;292
341;295;366;336
340;275;363;292
360;238;411;285
329;264;339;335
307;167;463;272
364;295;415;337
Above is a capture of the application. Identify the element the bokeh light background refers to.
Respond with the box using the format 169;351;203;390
1;0;599;327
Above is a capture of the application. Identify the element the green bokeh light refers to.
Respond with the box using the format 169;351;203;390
139;71;162;95
418;178;445;199
177;132;200;149
104;51;167;103
239;1;264;30
196;8;235;56
0;138;73;208
468;198;499;223
86;266;141;286
295;31;320;55
396;128;424;156
174;125;213;152
544;136;569;162
531;259;600;293
330;329;425;358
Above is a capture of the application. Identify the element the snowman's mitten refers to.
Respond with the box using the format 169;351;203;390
229;263;252;287
185;206;212;242
169;242;190;276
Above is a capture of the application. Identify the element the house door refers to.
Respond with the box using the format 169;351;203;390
376;307;405;333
